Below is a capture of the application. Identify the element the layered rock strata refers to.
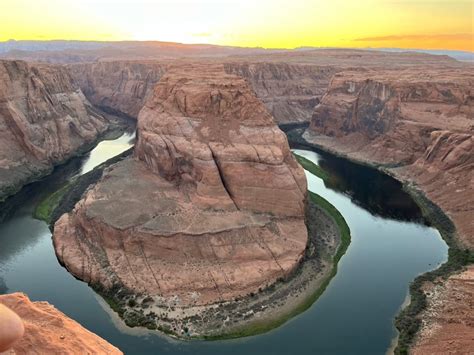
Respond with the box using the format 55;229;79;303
53;64;308;308
68;61;167;118
223;62;335;123
0;60;108;200
0;293;122;354
68;60;335;124
306;68;474;248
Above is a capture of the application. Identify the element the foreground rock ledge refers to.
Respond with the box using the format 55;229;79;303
0;293;121;354
53;64;308;313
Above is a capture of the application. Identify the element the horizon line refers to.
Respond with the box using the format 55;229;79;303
1;39;473;54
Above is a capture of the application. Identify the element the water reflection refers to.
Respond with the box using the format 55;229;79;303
0;137;447;355
292;143;425;223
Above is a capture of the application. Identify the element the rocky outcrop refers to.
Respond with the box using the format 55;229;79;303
0;60;108;200
306;68;474;248
68;61;167;119
224;63;335;123
53;64;308;310
412;266;474;355
0;292;122;354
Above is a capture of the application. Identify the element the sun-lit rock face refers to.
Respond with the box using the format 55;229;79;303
53;64;308;307
0;293;122;354
0;59;108;200
306;67;474;247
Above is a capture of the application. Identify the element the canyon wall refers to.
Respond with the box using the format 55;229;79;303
53;64;308;309
306;67;473;247
0;292;121;354
68;60;334;124
0;60;109;200
223;62;335;123
68;61;168;118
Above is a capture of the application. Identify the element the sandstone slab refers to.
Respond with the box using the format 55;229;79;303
0;293;121;354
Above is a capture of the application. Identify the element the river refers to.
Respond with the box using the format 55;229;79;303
0;133;448;354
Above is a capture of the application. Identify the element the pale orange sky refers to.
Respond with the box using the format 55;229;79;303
1;0;473;51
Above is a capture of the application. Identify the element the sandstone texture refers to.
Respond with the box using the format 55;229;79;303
53;64;308;308
69;61;167;118
412;266;474;355
223;63;335;123
0;60;108;200
0;292;121;354
63;49;463;126
69;60;333;124
307;68;474;248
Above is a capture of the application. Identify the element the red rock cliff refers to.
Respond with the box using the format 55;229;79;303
0;60;108;200
307;67;473;247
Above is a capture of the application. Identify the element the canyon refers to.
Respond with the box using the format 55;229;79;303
303;66;473;352
306;67;473;248
52;64;309;334
0;45;472;353
0;293;121;354
0;60;110;201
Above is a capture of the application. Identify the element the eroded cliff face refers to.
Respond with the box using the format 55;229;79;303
68;60;334;124
53;64;308;308
0;292;122;354
0;60;108;200
223;62;335;123
306;68;474;247
68;61;168;118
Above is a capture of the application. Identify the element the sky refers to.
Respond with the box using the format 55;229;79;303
1;0;473;51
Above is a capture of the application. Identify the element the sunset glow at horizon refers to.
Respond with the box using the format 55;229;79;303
1;0;473;51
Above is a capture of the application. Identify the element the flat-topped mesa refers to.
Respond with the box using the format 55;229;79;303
53;64;308;309
0;60;108;200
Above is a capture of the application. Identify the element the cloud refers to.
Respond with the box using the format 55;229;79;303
354;33;473;42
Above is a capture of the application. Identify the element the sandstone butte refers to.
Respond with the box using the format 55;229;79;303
53;64;308;307
0;60;108;201
0;292;122;354
305;67;474;352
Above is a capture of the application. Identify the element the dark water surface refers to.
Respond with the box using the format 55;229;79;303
0;134;447;354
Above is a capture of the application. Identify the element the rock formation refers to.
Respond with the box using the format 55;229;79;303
306;68;474;248
68;61;167;118
0;293;121;354
0;60;108;200
68;60;331;124
412;266;474;355
53;64;308;309
223;62;335;123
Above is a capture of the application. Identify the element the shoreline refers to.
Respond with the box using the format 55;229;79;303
286;127;473;354
39;143;351;339
0;111;133;221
